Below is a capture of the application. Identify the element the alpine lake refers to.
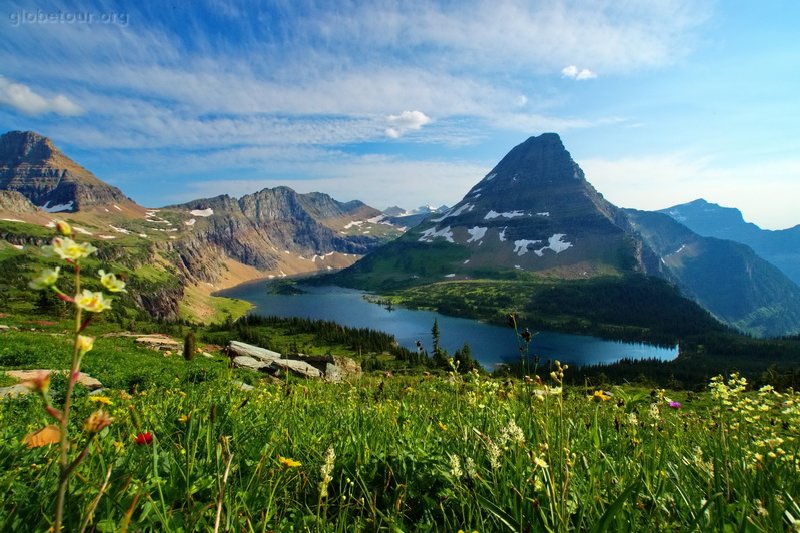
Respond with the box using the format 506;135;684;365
217;281;677;369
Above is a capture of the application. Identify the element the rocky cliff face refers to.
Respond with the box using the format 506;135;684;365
0;130;128;211
0;190;38;213
173;187;388;274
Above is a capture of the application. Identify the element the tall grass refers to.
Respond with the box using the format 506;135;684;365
1;369;798;531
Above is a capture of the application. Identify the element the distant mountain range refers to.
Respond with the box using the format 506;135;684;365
2;129;798;337
659;199;800;287
333;134;800;338
0;130;404;320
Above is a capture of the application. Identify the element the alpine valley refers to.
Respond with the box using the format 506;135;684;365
1;130;799;342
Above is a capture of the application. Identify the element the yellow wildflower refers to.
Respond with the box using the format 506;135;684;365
77;334;94;355
278;455;302;468
438;421;448;431
49;237;97;261
89;395;113;406
98;270;126;293
28;266;60;290
589;390;612;402
75;290;112;313
177;414;189;423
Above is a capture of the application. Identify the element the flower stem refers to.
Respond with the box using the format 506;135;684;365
53;262;81;532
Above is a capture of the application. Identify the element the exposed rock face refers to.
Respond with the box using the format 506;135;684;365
173;187;384;272
0;190;38;213
0;131;128;211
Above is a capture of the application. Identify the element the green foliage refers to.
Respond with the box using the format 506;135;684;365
1;371;799;530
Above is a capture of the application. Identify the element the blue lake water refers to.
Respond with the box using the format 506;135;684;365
217;282;678;368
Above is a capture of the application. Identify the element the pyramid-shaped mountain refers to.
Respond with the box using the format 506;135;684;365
0;130;128;211
334;133;800;337
339;133;650;286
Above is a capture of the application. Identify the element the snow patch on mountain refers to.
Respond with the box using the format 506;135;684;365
432;203;472;222
466;226;488;243
534;234;573;256
419;225;455;243
184;219;196;226
499;227;508;242
190;208;214;217
513;239;542;256
40;201;74;213
485;210;525;220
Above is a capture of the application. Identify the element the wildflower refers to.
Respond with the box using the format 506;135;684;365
29;266;61;290
98;269;126;293
533;454;549;469
668;401;682;409
49;237;97;261
438;421;448;431
75;290;112;313
84;410;113;433
278;455;302;468
465;457;477;478
77;334;95;355
89;395;113;406
500;419;526;447
589;390;612;402
55;220;72;236
486;438;502;469
134;431;153;445
319;446;336;498
449;454;464;478
177;414;189;423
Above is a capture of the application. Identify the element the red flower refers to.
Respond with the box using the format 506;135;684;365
134;431;153;445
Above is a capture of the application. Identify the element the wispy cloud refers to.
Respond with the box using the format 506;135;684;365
0;75;83;116
0;0;714;210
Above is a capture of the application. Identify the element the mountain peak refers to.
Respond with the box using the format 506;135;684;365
0;130;128;211
0;130;57;163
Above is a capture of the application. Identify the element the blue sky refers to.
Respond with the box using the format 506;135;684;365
1;0;798;229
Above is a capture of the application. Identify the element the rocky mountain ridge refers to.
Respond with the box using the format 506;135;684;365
0;131;403;321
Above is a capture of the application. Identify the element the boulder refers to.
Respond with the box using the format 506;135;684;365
134;335;181;351
231;356;269;372
227;341;281;363
269;359;323;379
5;369;103;390
0;384;30;399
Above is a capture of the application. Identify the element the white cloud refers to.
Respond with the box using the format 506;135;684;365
561;65;597;80
385;110;432;138
0;75;83;116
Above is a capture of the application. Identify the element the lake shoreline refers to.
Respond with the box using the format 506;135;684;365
216;280;678;368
